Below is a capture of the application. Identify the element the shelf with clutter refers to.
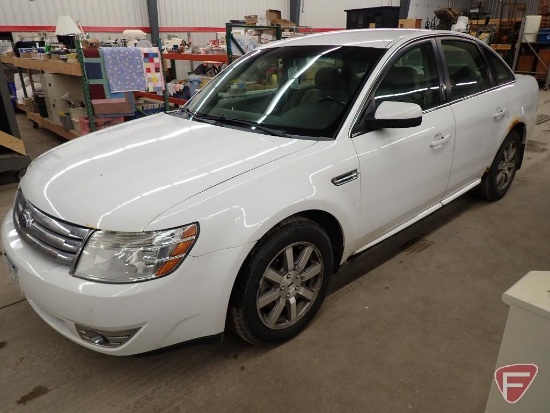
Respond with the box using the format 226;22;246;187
152;9;308;105
1;16;170;139
1;9;309;139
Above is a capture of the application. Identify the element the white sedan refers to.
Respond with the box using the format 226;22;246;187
2;29;538;355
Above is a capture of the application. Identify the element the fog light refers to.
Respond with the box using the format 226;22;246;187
76;325;140;348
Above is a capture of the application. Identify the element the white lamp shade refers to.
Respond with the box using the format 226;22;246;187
55;16;81;35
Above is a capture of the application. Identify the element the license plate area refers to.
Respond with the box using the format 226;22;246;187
3;251;20;291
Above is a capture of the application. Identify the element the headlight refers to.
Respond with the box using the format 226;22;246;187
73;223;199;283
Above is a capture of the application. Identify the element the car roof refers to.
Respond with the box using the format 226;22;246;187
261;29;470;50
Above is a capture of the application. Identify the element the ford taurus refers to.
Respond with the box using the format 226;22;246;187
1;29;538;355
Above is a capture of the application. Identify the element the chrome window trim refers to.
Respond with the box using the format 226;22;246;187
415;79;516;114
446;80;515;105
347;33;517;138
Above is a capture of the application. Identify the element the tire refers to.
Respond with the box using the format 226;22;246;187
229;216;333;345
478;131;522;201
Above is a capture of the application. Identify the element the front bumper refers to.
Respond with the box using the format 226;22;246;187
1;210;250;355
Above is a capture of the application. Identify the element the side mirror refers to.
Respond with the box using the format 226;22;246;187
352;101;423;136
368;101;422;129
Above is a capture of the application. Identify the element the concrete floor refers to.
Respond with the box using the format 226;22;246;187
1;94;550;412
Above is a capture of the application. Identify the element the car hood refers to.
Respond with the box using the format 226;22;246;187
21;113;316;231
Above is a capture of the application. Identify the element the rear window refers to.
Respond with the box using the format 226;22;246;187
483;48;515;85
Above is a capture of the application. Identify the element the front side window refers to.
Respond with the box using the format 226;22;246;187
178;45;384;138
441;40;491;100
374;42;441;111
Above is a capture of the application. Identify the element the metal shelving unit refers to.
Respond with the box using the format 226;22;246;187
512;17;550;90
225;23;283;63
0;54;83;139
0;64;31;178
138;52;227;106
77;41;170;132
75;41;95;132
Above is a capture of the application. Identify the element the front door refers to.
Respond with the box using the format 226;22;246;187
352;40;456;246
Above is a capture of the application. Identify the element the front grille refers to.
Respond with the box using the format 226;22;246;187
13;191;91;266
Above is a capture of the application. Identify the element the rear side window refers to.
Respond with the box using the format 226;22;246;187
441;40;492;100
483;48;515;84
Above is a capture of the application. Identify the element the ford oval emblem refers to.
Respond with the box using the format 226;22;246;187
18;209;33;229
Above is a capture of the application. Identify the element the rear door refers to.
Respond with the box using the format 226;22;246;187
437;38;511;198
351;39;456;245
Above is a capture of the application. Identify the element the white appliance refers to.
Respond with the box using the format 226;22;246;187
40;73;85;126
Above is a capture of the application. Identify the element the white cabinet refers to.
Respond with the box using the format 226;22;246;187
485;271;550;412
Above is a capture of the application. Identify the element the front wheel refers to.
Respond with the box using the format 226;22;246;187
229;217;333;345
478;131;522;201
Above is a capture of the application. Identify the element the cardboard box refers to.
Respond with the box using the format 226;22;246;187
535;49;550;77
244;15;258;25
266;9;282;25
92;97;134;115
281;32;304;38
79;116;124;135
271;18;295;27
399;19;422;29
261;33;276;43
517;55;534;73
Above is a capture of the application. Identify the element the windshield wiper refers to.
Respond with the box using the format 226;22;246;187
202;114;292;138
182;108;217;125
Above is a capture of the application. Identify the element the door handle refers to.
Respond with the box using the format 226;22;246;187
430;133;451;148
494;108;507;119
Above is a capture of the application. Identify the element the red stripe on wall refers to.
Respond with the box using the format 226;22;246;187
83;26;151;33
159;26;344;33
0;25;151;33
0;25;344;34
159;27;226;33
0;25;56;32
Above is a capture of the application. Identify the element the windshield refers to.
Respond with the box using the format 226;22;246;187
176;45;384;139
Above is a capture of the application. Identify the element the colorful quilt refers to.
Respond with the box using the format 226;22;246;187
100;47;147;93
82;47;135;116
141;48;165;93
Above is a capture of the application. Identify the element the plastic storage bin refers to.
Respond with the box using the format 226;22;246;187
538;29;550;43
59;113;73;130
187;75;202;96
69;107;87;133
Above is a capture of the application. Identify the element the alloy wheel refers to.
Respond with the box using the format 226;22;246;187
256;242;324;330
496;140;518;192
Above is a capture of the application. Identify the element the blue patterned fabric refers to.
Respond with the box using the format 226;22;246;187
100;47;147;93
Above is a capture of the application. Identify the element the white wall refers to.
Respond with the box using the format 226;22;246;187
1;0;290;45
157;0;290;46
299;0;401;29
158;0;290;28
407;0;448;24
0;0;148;27
1;0;410;33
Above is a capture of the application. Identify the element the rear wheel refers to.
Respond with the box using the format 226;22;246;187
479;131;522;201
229;217;333;345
